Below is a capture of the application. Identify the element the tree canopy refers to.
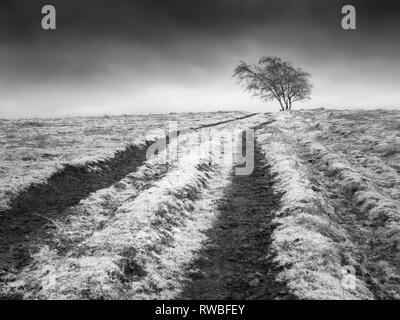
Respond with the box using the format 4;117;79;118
233;56;312;111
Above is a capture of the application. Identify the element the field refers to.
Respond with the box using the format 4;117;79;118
0;109;399;299
0;112;246;212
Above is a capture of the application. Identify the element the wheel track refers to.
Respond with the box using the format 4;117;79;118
179;131;292;300
0;113;260;297
298;143;400;299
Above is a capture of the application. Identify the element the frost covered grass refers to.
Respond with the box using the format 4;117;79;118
5;108;398;300
1;138;219;299
257;123;372;299
259;109;400;299
1;114;265;299
0;112;245;211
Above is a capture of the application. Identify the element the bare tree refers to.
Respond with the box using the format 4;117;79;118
233;56;312;111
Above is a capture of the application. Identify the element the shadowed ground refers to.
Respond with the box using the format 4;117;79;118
180;139;293;299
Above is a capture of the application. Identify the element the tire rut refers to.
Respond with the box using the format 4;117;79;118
298;144;400;299
179;136;292;300
0;114;259;289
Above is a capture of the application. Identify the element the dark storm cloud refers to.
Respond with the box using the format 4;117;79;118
1;0;398;68
1;0;399;41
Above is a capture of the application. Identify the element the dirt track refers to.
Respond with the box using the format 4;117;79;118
1;113;290;299
0;144;147;274
4;111;398;300
180;141;291;299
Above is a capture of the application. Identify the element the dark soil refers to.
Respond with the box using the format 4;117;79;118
0;144;147;275
180;135;293;300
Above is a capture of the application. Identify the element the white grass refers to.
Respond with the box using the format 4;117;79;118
0;112;245;211
257;109;400;299
2;113;266;299
256;113;374;300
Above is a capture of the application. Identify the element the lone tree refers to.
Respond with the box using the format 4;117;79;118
233;56;312;111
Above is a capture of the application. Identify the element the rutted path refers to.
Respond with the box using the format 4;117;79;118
297;142;400;299
1;114;278;299
180;139;290;300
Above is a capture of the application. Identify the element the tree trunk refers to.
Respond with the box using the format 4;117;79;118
283;99;289;111
287;97;292;110
277;99;285;111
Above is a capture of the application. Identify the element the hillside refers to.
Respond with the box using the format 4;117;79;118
1;109;399;299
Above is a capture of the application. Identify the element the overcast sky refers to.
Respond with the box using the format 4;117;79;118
0;0;399;118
